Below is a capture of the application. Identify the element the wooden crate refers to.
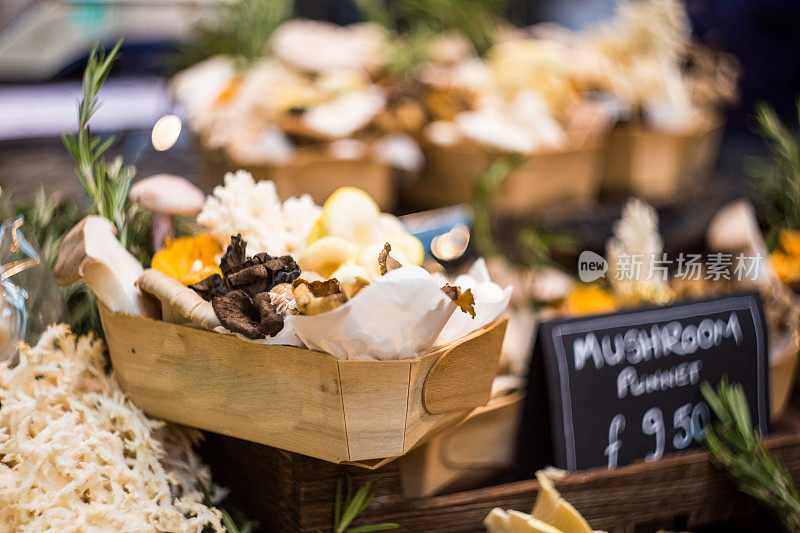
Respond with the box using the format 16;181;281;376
201;391;800;532
239;146;395;211
99;306;506;465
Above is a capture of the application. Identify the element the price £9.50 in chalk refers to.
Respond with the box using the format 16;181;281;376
604;402;711;468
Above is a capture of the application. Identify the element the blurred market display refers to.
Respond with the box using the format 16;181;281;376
3;1;800;532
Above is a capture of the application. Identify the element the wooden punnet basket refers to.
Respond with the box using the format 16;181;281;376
99;304;507;466
398;390;525;498
602;114;723;203
197;142;395;211
413;139;606;215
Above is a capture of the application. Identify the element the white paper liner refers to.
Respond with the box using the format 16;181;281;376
208;260;512;360
434;258;513;346
287;265;457;360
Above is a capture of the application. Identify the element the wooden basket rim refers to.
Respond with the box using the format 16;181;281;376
99;303;506;365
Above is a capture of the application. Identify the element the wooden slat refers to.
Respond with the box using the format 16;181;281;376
338;359;411;461
202;398;800;532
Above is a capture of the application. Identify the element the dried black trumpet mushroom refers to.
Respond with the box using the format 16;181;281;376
191;235;301;303
253;292;284;337
442;284;476;318
378;242;402;276
196;235;304;337
212;289;287;339
212;290;263;339
293;278;348;315
220;234;247;276
227;255;301;298
189;273;227;301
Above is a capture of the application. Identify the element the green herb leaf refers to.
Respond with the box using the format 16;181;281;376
750;99;800;248
470;155;572;269
396;0;503;56
701;379;800;532
61;40;153;269
197;479;242;533
176;0;292;70
346;524;400;532
332;476;399;533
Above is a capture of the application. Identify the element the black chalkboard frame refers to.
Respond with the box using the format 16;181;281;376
516;290;769;476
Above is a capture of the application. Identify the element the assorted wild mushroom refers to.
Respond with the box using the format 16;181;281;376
187;234;301;339
136;269;220;330
52;178;509;360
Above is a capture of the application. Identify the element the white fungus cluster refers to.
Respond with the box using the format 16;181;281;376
0;325;224;532
606;197;671;303
197;170;322;258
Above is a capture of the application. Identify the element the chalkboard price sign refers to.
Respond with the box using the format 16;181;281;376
516;292;769;475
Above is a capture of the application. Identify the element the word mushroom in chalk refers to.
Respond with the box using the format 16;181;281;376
573;312;742;371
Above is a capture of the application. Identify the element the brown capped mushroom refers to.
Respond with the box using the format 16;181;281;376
378;242;402;276
442;284;476;318
292;278;347;315
128;174;205;251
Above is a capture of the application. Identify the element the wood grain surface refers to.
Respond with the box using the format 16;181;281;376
100;306;506;463
202;393;800;533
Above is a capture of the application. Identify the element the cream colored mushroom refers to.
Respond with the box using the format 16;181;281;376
54;216;150;316
128;174;205;251
135;269;220;330
707;199;772;283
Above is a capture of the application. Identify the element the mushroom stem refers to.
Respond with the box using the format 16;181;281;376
152;212;175;252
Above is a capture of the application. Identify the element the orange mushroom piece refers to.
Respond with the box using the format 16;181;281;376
151;234;223;286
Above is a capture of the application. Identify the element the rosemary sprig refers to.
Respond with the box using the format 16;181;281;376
177;0;292;70
357;0;504;74
471;156;520;258
701;379;800;532
61;40;134;247
60;40;153;268
196;480;249;533
396;0;504;56
333;476;398;533
750;98;800;249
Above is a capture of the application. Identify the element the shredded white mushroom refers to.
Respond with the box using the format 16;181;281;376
0;325;225;532
197;170;322;258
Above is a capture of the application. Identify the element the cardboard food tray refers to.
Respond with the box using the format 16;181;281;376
602;116;724;203
99;303;507;466
408;137;607;215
